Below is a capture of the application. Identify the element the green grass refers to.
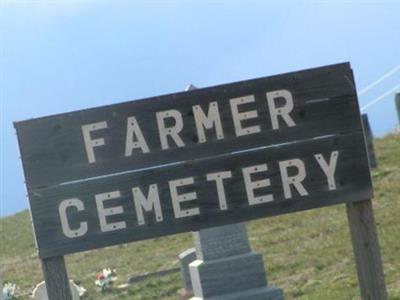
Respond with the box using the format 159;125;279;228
1;133;399;299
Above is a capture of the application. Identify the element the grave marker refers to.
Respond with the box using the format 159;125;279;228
190;223;284;299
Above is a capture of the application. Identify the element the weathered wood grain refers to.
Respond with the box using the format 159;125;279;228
346;200;388;300
15;63;357;188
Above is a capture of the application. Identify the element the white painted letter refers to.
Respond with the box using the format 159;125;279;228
169;177;199;218
95;191;126;232
266;89;296;129
156;110;185;149
206;171;232;210
315;151;339;190
132;184;163;225
279;159;308;199
81;121;108;163
230;95;261;136
242;164;273;205
125;116;150;156
59;198;87;238
193;102;224;143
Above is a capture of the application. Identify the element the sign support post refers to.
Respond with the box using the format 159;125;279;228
346;200;387;300
41;256;72;300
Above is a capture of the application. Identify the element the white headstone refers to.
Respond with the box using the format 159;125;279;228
32;281;81;300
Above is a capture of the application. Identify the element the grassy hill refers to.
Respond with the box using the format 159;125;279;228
1;133;399;300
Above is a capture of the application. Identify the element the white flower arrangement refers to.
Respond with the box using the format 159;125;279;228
3;282;17;300
95;268;117;292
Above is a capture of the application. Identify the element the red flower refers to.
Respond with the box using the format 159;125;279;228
97;273;105;280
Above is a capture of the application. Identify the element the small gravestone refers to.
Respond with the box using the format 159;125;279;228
32;281;81;300
189;223;284;300
178;248;196;299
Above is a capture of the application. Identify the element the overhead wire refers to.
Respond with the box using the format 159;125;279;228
358;63;400;96
357;63;400;111
361;83;400;111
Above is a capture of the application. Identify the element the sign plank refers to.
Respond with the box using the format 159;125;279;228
15;63;357;189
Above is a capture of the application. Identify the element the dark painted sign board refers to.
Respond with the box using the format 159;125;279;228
15;63;372;258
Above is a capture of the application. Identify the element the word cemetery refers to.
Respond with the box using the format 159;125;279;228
59;149;339;238
15;63;372;258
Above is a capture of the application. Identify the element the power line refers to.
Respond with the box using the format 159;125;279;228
358;63;400;96
361;83;400;111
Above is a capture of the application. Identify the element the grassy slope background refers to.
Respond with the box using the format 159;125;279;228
1;133;399;300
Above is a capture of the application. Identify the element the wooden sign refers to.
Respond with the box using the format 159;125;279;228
15;63;372;258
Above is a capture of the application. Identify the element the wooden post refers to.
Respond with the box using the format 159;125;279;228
41;256;73;300
346;199;387;300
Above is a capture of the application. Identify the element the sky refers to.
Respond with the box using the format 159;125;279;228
1;1;400;217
